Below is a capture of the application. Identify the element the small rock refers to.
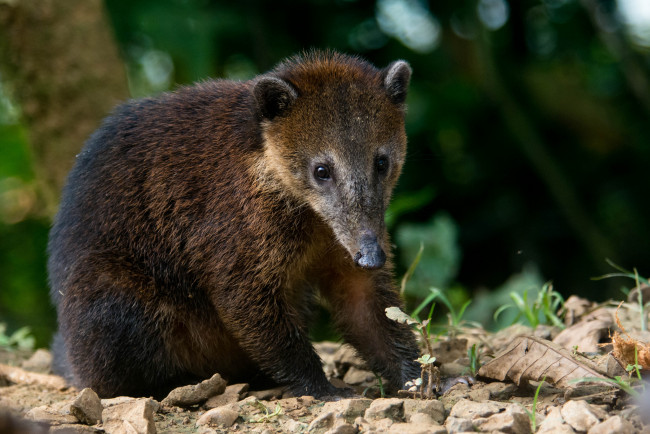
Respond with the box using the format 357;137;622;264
409;413;436;425
373;417;394;431
325;422;357;434
439;381;471;411
439;361;467;377
101;397;138;407
538;407;575;433
308;411;335;433
448;398;505;419
475;405;531;434
388;421;446;434
322;398;372;423
248;386;286;400
161;373;227;407
25;405;78;425
444;416;475;432
204;383;249;409
364;398;404;422
101;398;158;434
21;349;52;373
561;400;600;432
587;415;637;434
483;382;519;400
70;388;103;425
196;406;239;427
403;399;445;424
431;338;468;364
342;366;374;385
282;418;309;433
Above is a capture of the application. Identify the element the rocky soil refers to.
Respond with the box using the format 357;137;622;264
1;295;649;433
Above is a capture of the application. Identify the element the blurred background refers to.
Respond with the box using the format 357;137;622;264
0;0;649;347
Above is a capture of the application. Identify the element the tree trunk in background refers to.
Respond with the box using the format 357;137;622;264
0;0;128;216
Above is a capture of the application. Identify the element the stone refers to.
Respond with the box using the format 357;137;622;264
403;399;445;424
196;406;239;428
21;349;53;373
308;411;335;433
538;407;574;433
387;422;446;434
282;418;309;433
364;398;404;421
444;416;475;432
484;382;518;400
587;415;637;434
161;373;227;407
70;388;103;425
448;398;505;419
342;366;374;385
475;405;531;434
561;400;600;432
25;405;78;425
204;383;249;409
248;386;286;400
101;398;158;434
322;399;372;423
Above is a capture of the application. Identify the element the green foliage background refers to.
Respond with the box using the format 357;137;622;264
2;0;650;346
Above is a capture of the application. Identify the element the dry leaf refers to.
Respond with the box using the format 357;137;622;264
478;336;608;388
611;302;650;370
553;308;613;353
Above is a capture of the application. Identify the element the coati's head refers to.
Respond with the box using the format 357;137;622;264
254;51;411;270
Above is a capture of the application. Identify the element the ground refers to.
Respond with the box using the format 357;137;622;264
0;294;648;433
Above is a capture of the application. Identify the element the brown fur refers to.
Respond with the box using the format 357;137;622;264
48;51;420;399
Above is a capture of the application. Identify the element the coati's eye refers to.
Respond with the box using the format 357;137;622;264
376;156;389;175
314;165;331;180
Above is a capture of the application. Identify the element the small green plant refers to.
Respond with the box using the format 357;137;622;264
251;401;283;423
493;283;565;330
593;260;649;331
364;372;386;398
385;306;439;398
467;343;480;377
412;287;474;338
0;323;35;351
572;376;642;398
523;377;546;432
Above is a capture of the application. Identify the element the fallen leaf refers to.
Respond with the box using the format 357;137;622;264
553;308;613;353
478;336;608;388
611;302;650;371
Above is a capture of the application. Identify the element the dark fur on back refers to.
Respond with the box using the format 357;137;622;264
49;51;420;399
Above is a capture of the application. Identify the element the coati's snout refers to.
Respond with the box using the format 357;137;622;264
354;230;386;269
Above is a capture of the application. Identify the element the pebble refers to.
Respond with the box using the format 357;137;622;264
561;400;600;432
587;415;638;434
101;397;158;434
196;405;239;428
70;388;103;425
161;373;226;407
363;398;404;421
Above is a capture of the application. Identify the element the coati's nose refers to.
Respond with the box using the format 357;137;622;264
354;231;386;270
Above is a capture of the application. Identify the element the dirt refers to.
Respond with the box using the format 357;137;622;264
1;296;649;433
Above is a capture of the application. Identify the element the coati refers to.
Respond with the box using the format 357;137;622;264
48;50;421;399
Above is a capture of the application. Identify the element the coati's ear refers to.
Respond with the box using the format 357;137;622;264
254;77;298;120
383;60;412;105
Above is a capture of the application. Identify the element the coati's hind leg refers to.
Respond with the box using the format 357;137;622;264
320;266;421;392
55;256;198;399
